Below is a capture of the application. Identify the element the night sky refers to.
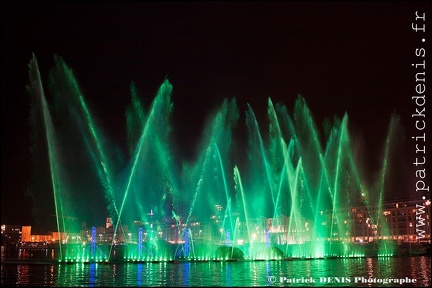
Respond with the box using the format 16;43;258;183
1;2;431;227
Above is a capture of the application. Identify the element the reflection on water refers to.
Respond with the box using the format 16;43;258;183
89;263;96;287
1;248;431;287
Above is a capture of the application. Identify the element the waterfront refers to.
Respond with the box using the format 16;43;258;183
1;246;431;287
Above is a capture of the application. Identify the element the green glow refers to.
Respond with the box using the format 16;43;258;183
29;55;400;262
234;166;251;255
247;104;277;207
375;115;399;256
52;57;120;225
28;55;67;260
214;143;234;241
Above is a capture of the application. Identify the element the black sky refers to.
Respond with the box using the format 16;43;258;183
1;1;431;226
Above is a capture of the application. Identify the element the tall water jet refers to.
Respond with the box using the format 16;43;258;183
234;165;251;256
181;99;238;235
28;55;79;261
119;80;175;260
245;104;274;219
49;56;120;230
372;114;401;256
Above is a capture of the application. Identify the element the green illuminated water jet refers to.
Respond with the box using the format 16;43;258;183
28;55;401;262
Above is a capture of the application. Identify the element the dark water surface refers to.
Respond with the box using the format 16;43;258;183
1;247;430;287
